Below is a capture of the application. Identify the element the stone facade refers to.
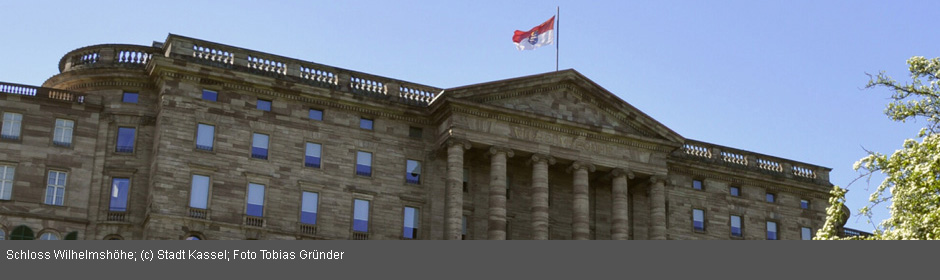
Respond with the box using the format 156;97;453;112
0;34;835;240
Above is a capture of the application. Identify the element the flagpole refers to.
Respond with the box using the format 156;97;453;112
556;6;560;72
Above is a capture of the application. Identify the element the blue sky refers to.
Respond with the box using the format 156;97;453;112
2;0;936;232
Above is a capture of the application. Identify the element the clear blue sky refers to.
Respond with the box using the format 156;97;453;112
2;0;936;232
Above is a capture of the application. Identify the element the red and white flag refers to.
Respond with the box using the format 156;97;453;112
512;16;555;51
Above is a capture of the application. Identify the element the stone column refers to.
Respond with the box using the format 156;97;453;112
487;147;514;240
611;168;634;240
568;161;596;240
649;176;667;240
529;154;555;240
444;139;470;240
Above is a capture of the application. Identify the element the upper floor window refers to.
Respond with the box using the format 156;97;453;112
196;124;215;151
53;119;74;147
301;192;318;225
1;112;22;140
403;207;419;239
462;168;470;193
409;126;423;139
45;170;67;206
39;232;59;240
729;186;741;197
256;99;272;111
305;142;322;168
692;209;705;232
406;160;421;184
251;133;269;160
246;183;265;217
765;193;776;203
356;151;372;177
801;227;813;240
0;229;4;240
116;127;136;153
800;199;810;209
0;165;14;200
309;109;323;121
767;221;778;240
202;89;218;102
692;180;703;190
122;92;138;103
730;215;743;237
353;199;370;233
189;174;210;209
461;215;468;240
359;117;373;130
109;178;130;212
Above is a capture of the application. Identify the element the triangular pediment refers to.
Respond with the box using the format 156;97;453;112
442;70;684;144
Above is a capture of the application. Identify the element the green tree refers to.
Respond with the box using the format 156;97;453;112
817;56;940;240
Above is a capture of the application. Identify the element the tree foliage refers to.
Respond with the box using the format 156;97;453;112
817;56;940;240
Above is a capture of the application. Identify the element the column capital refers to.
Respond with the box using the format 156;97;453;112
567;161;596;173
445;138;472;150
529;153;556;165
488;146;515;158
649;175;667;185
610;168;635;179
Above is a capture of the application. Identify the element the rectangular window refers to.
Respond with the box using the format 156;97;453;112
356;151;372;176
1;112;22;140
462;168;469;193
801;227;812;240
305;142;321;168
251;133;269;160
406;160;421;184
506;174;512;200
202;89;218;102
301;192;318;225
353;199;370;232
122;92;138;103
256;99;272;111
800;199;810;209
403;207;419;239
767;221;778;240
308;109;323;121
189;175;210;209
359;117;373;130
408;126;423;139
246;183;265;217
196;124;215;151
730;186;741;197
45;170;67;206
116;127;135;153
766;193;776;203
693;209;705;232
0;165;14;200
731;215;743;237
110;178;130;212
53;119;74;147
462;215;468;240
692;180;703;190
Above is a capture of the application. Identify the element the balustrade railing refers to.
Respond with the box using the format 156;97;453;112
0;81;86;104
678;139;828;183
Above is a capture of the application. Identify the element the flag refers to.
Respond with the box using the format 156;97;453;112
512;16;555;51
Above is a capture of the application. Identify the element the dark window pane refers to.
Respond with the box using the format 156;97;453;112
202;90;218;101
123;92;138;103
801;199;810;209
309;109;323;121
116;127;135;153
257;99;271;111
766;193;775;203
359;118;373;130
409;126;422;138
730;187;740;196
109;178;130;212
693;180;702;190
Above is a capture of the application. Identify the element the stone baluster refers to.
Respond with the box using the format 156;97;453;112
487;147;514;240
529;154;555;240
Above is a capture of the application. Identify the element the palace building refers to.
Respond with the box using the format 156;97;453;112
0;34;840;240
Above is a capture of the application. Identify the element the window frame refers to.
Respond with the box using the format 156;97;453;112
201;89;218;102
800;199;810;209
692;208;706;232
245;183;266;217
44;170;68;206
109;177;131;212
122;92;139;104
195;123;216;152
39;231;60;240
251;132;270;160
402;206;420;239
115;126;137;154
692;179;703;191
52;118;75;148
352;198;371;233
359;117;374;130
300;191;320;225
730;214;743;238
308;108;324;121
408;126;423;139
765;192;776;203
405;159;421;185
766;221;779;240
304;142;322;169
189;174;212;210
729;186;741;197
1;111;23;141
801;226;813;240
256;98;272;112
355;151;373;177
0;164;15;200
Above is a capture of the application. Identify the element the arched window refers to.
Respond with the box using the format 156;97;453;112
10;225;34;240
185;235;201;240
64;231;78;240
104;234;123;240
39;232;59;240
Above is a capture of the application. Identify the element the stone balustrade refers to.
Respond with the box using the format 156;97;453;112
0;81;89;104
678;139;830;184
58;44;159;72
